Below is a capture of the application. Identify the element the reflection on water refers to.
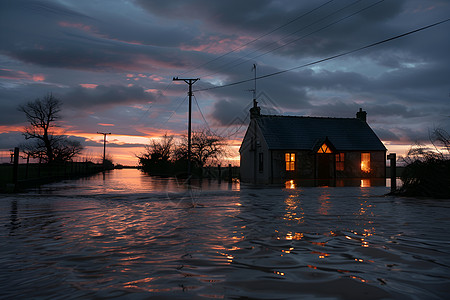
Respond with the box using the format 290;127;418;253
1;169;449;299
34;168;241;195
285;178;388;188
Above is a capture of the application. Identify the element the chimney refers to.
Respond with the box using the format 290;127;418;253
356;108;367;122
250;99;261;119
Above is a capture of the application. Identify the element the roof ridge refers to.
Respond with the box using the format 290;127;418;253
260;114;356;120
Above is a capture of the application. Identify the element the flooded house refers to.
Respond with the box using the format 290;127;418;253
239;101;386;184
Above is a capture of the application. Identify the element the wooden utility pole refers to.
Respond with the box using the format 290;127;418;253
97;132;111;166
172;77;200;178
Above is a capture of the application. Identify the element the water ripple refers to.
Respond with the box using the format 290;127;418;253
1;171;450;299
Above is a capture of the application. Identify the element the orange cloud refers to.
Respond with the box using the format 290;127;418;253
0;125;24;133
58;21;93;32
180;35;252;54
80;83;98;89
98;123;115;127
0;68;45;82
32;74;45;82
149;75;164;82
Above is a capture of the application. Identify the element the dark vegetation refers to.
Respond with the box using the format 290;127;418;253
395;128;450;199
137;129;226;177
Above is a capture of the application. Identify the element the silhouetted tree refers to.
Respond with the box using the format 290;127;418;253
397;128;450;198
139;130;227;175
138;134;174;173
18;94;83;163
174;128;226;168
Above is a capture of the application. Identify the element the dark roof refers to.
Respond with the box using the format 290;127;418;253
256;115;386;151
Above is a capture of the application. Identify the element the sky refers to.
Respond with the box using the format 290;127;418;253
1;0;449;166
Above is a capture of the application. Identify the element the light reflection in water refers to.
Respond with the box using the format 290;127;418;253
1;169;449;299
285;178;387;189
283;194;304;223
37;168;241;195
361;179;371;187
318;191;331;215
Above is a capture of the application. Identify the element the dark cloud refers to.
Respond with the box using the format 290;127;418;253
62;85;163;109
0;0;449;164
210;99;247;127
0;0;195;72
0;132;23;149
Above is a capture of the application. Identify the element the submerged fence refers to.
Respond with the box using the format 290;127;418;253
0;147;106;192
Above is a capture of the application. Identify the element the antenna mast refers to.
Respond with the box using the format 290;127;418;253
252;63;257;100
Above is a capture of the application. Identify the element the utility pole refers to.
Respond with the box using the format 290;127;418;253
97;132;111;166
173;77;200;178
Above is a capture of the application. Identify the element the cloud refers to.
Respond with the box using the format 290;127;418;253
62;84;165;109
0;131;23;149
1;0;449;165
0;69;45;82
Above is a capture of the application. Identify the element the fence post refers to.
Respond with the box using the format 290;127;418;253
12;147;19;189
25;154;30;179
387;153;396;193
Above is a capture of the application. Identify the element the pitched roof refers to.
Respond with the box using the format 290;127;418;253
256;115;386;151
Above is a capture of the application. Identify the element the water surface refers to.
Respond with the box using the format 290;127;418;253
1;169;449;299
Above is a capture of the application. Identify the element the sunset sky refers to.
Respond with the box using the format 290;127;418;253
1;0;449;166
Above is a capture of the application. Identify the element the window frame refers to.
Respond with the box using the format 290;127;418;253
317;143;333;154
285;152;296;171
335;152;345;171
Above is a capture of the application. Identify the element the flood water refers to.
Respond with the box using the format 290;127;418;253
1;169;449;299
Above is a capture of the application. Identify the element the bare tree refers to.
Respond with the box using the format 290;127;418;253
174;128;226;168
138;134;174;173
18;94;83;163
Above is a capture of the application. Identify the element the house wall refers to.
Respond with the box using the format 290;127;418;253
257;150;386;183
240;120;272;184
239;126;255;183
368;151;386;178
335;151;386;178
269;150;316;183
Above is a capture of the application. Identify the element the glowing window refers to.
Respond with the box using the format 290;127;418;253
285;153;295;171
317;143;332;153
361;153;371;172
335;153;345;171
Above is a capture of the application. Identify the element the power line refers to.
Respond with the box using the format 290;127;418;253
162;94;188;126
194;18;450;93
176;0;335;77
193;94;212;133
198;0;377;79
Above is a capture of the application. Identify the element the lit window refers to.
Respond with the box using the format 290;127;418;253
317;143;332;153
285;152;295;171
361;153;371;172
335;153;345;171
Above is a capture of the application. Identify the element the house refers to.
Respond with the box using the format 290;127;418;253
239;100;386;184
